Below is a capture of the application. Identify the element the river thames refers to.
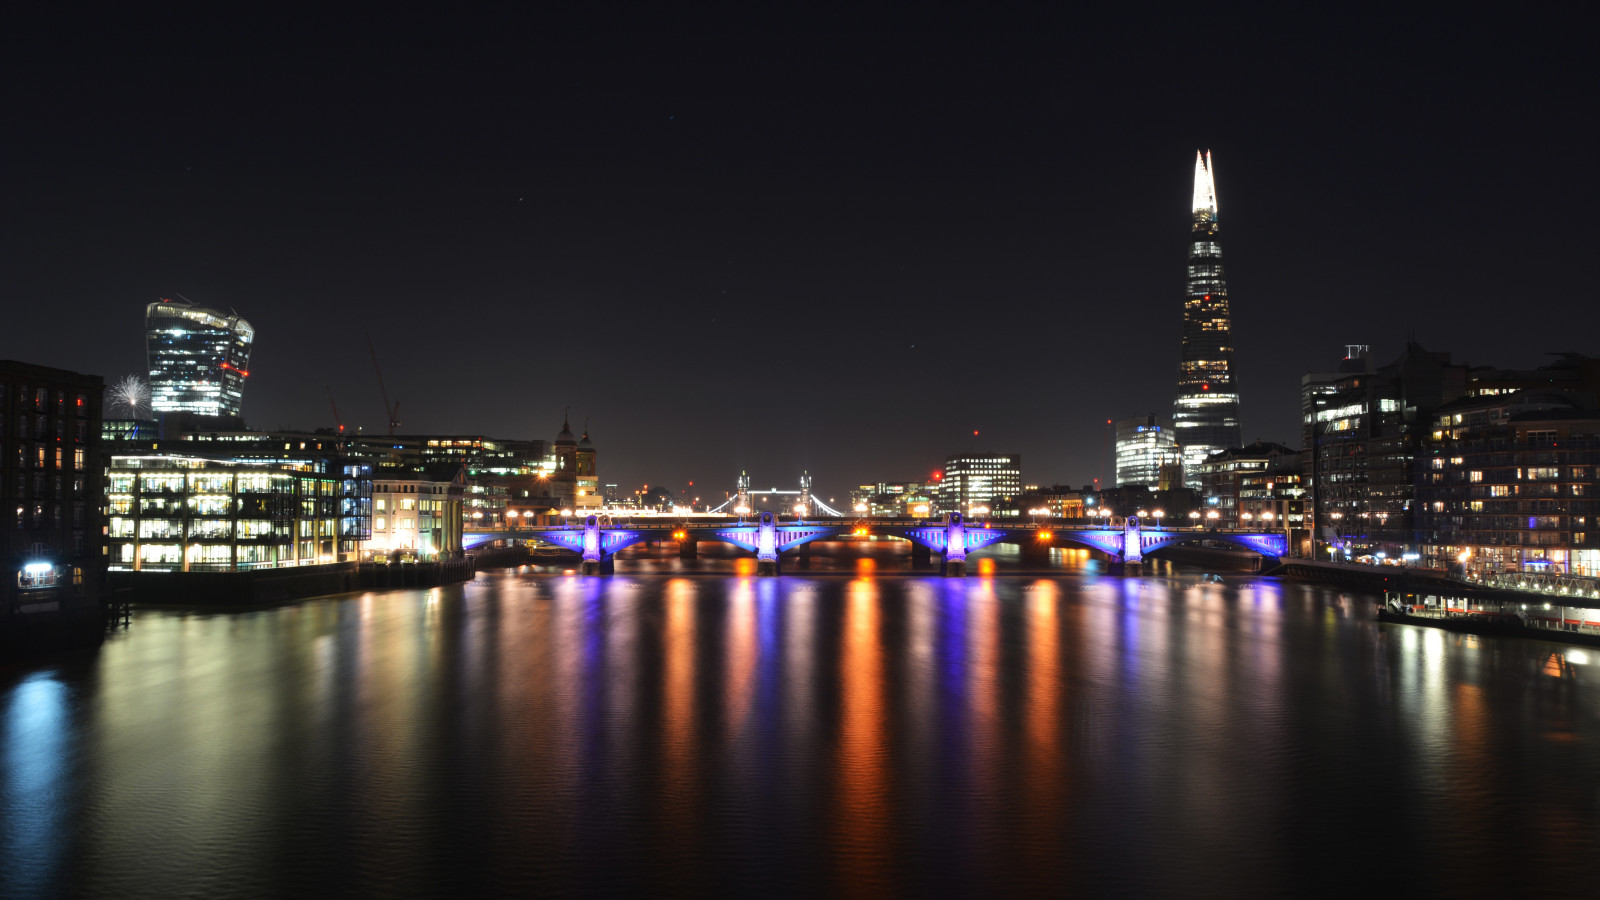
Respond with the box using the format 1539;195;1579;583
4;546;1598;897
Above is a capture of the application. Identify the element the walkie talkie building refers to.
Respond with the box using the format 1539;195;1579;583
145;297;255;418
1172;151;1242;484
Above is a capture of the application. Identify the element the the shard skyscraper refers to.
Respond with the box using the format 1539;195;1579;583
1172;150;1242;484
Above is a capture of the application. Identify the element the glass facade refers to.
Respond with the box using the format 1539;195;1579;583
145;298;255;418
1173;151;1242;483
1114;415;1180;488
107;455;370;571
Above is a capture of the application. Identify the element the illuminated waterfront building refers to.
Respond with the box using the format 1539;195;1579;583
1305;343;1466;559
366;464;466;562
1114;415;1180;489
849;481;933;517
1417;360;1600;576
936;454;1021;517
1194;441;1296;527
145;297;255;419
1172;151;1242;483
106;452;371;571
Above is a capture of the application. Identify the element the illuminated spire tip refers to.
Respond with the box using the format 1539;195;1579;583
1192;149;1218;220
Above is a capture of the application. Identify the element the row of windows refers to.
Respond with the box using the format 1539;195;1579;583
4;415;92;442
6;474;86;499
1;384;90;416
12;502;86;529
8;445;87;470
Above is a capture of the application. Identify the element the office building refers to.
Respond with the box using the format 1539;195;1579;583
145;297;255;419
1172;151;1243;483
1114;414;1180;489
367;463;467;562
1305;343;1466;558
105;432;371;571
937;454;1021;517
1193;440;1296;528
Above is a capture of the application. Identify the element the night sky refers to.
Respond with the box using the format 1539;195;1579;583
5;9;1594;503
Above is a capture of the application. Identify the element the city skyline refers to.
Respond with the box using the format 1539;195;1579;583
3;9;1594;494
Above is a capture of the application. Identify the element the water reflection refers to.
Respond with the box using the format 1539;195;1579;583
1;673;68;900
1;570;1598;896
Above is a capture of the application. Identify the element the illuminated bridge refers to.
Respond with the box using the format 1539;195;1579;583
464;513;1289;577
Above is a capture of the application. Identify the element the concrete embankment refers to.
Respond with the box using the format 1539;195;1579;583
111;558;475;607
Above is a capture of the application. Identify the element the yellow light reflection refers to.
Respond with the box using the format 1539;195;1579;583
662;578;701;861
1025;580;1067;883
733;558;757;577
724;579;757;737
976;557;996;576
835;577;888;884
855;557;876;576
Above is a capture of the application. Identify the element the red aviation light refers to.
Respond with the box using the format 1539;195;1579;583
1202;384;1209;390
220;362;250;377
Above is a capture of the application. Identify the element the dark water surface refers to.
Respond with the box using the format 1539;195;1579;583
4;549;1599;897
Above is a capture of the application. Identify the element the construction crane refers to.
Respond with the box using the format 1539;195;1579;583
326;386;345;435
366;332;402;435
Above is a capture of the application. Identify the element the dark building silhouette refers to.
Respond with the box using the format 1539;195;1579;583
1;360;105;634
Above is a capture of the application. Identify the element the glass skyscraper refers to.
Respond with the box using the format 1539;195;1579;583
1114;414;1180;488
145;298;255;418
1173;150;1242;484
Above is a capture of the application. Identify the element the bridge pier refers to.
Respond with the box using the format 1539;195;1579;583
678;539;697;559
911;542;932;568
942;512;967;577
1020;540;1051;566
756;512;780;576
581;558;614;575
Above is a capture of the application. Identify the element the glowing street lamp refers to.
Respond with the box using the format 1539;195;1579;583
1189;510;1201;528
1153;508;1164;528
